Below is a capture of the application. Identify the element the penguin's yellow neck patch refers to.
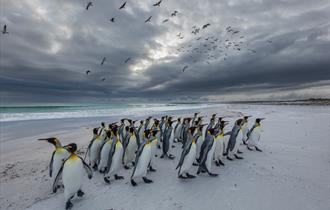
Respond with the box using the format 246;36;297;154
69;154;79;161
55;147;66;153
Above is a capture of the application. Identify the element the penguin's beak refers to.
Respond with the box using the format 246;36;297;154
260;118;265;121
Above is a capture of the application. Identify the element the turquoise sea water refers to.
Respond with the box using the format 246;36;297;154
0;103;218;122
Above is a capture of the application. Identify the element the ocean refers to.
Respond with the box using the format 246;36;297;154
0;103;221;122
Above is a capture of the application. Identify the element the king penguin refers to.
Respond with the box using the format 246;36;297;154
193;124;207;165
174;117;182;142
241;115;252;145
161;119;176;159
102;126;124;184
131;130;153;186
246;118;265;152
123;127;138;169
87;127;106;170
38;137;70;192
53;143;92;209
148;129;159;172
197;128;218;176
225;119;244;160
213;121;229;166
176;127;197;179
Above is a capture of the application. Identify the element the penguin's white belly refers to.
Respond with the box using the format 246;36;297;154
206;142;216;171
180;143;196;175
175;125;182;139
249;128;261;146
150;140;157;163
132;145;151;179
108;145;123;175
63;158;83;200
90;139;103;165
53;151;70;179
233;131;242;153
125;138;137;164
98;141;111;171
214;138;224;160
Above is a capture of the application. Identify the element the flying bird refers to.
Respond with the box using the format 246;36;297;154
86;2;93;10
101;77;106;82
171;11;178;16
202;23;210;29
182;65;188;72
86;70;91;75
177;32;181;37
153;0;162;6
124;57;131;63
145;16;152;23
119;1;126;9
110;18;115;22
101;57;106;65
2;25;8;34
162;19;169;23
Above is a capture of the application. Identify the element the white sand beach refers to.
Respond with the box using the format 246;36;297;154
0;104;329;210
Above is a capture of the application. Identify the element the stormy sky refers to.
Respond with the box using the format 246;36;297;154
0;0;329;104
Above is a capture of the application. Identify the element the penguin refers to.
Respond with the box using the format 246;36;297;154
137;120;145;146
241;116;252;145
225;119;244;160
191;112;199;125
53;143;93;210
130;130;153;186
144;116;153;130
174;117;182;142
87;127;107;170
213;121;229;166
176;127;197;179
102;126;124;184
181;118;191;147
246;118;265;152
38;137;71;192
152;119;162;149
193;124;207;165
123;127;138;169
197;128;218;176
205;117;215;138
98;130;113;172
148;129;159;172
160;119;176;159
118;119;126;142
98;122;107;139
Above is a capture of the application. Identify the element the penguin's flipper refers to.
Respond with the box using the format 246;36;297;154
49;150;55;177
84;139;95;161
105;141;116;174
52;164;64;193
79;157;93;179
224;131;231;136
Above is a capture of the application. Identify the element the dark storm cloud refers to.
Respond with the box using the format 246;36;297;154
0;0;329;104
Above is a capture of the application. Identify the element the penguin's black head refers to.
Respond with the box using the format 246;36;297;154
112;127;118;135
256;118;265;124
151;129;158;136
140;120;144;124
144;129;151;138
194;121;198;126
38;137;61;147
236;119;243;126
189;126;197;134
101;122;105;127
208;128;215;135
244;115;252;120
93;128;99;135
125;126;129;131
212;114;216;117
178;118;181;122
64;143;77;153
194;112;198;116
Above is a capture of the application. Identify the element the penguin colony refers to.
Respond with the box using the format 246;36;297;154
39;113;265;209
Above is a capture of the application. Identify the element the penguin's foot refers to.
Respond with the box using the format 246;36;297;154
131;179;137;186
149;166;156;172
178;174;188;179
142;177;153;184
219;160;225;166
234;154;244;159
160;155;165;159
215;161;220;167
186;173;196;179
209;173;219;177
124;165;130;170
227;156;234;161
172;145;175;148
132;161;135;166
255;147;263;152
168;154;175;159
247;146;253;151
243;140;248;145
157;145;161;149
92;164;98;171
65;200;73;210
104;177;111;184
223;152;228;156
114;174;124;180
77;190;85;197
193;162;199;166
237;150;243;154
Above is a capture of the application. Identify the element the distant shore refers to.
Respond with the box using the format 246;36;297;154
225;98;330;106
